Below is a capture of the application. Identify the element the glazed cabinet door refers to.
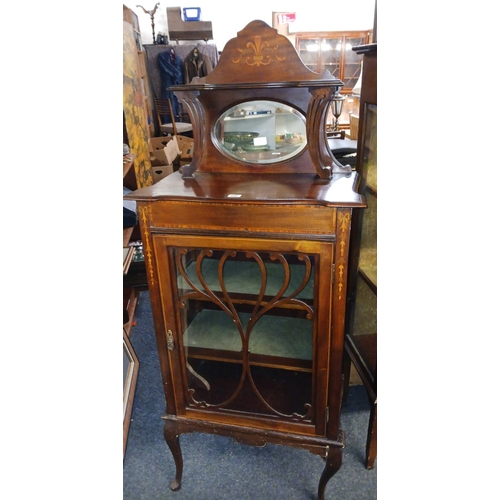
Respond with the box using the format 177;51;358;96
153;233;335;437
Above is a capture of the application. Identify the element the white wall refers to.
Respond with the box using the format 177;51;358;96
129;0;376;48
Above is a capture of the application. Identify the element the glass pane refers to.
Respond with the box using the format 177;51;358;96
321;37;342;77
172;247;316;420
214;100;307;164
297;38;320;73
343;37;364;88
362;104;377;191
352;273;377;335
339;95;359;128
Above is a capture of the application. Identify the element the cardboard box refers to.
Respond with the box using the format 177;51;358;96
149;136;193;182
149;135;193;161
176;135;194;160
151;164;174;183
149;136;173;153
349;114;359;140
149;136;181;166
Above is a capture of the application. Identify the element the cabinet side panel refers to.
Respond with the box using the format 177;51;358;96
136;203;180;414
328;207;353;437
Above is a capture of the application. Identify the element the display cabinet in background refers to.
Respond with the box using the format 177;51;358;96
295;31;372;128
126;20;366;500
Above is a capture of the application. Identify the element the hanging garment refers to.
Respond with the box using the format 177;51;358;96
184;47;213;83
157;49;184;120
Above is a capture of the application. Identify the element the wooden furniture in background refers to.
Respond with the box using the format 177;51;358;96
295;31;372;128
123;154;140;457
166;6;213;42
295;31;372;89
123;153;139;337
123;327;139;458
154;98;193;136
327;129;346;139
342;42;377;470
126;20;365;499
123;152;137;246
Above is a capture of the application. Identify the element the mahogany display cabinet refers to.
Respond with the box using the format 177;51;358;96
125;20;366;500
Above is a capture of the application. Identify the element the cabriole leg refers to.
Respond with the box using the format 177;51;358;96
318;446;342;500
163;420;183;491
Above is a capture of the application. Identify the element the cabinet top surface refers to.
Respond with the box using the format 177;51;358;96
125;171;365;207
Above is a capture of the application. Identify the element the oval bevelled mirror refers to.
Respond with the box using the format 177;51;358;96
213;100;307;164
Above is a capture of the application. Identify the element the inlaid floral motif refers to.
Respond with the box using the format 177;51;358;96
232;35;286;66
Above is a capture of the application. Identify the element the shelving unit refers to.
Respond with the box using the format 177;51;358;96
123;149;140;456
123;152;138;337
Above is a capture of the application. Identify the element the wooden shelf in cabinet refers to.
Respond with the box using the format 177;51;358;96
184;309;313;372
179;258;314;371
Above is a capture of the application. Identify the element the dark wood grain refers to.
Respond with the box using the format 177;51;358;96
125;20;367;499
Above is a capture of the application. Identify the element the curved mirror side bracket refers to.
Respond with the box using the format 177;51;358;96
175;91;203;178
307;87;352;180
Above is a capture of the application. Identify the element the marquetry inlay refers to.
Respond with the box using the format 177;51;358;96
337;211;351;301
233;35;285;66
139;205;155;285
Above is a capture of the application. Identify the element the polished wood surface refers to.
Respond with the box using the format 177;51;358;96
127;171;364;206
125;20;366;500
167;20;349;180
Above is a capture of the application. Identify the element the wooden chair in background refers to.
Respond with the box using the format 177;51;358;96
154;98;193;136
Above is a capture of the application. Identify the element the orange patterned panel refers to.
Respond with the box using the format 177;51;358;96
123;21;152;188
